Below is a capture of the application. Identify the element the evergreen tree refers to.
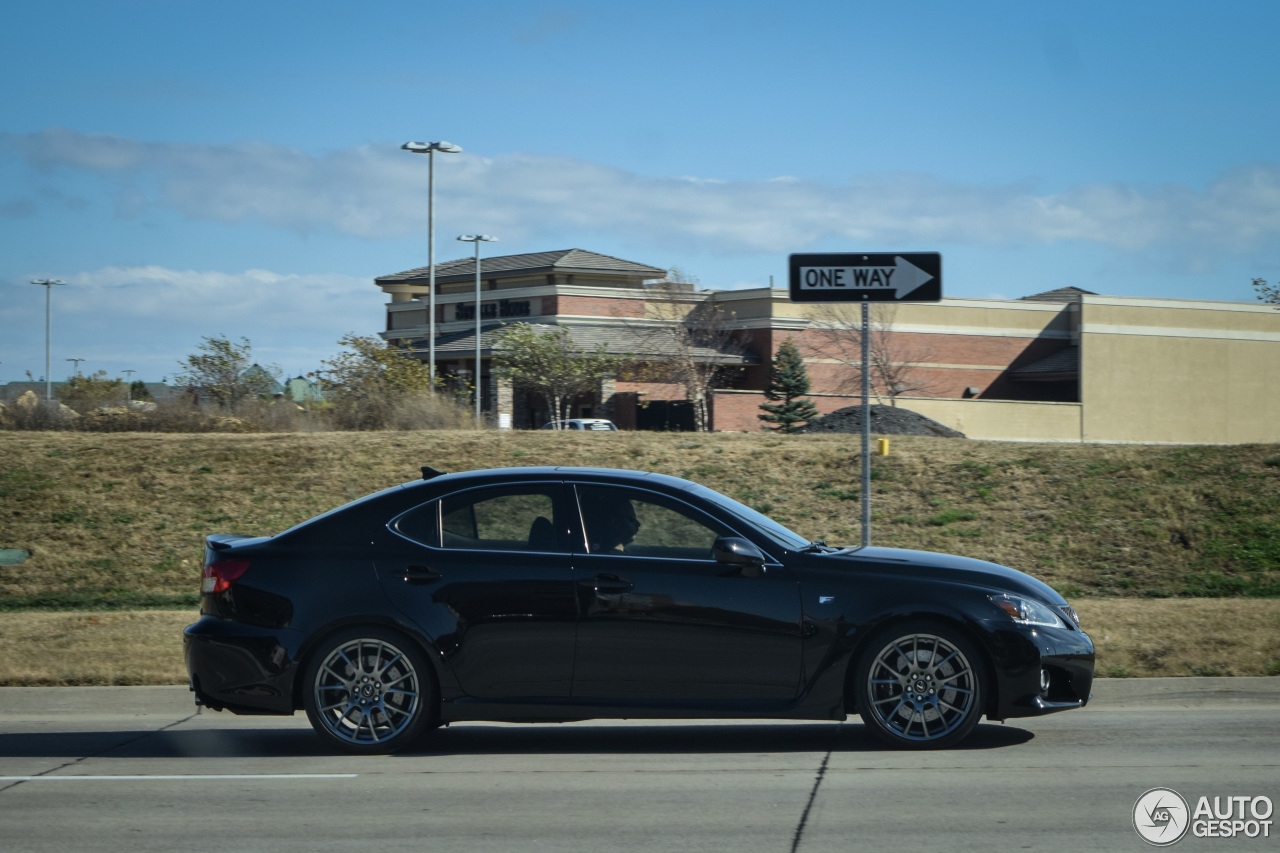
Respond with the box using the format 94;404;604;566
759;339;819;433
129;380;154;403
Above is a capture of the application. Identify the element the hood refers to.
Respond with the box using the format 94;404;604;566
833;546;1068;605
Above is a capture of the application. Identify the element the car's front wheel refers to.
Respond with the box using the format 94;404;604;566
302;628;435;754
854;622;984;749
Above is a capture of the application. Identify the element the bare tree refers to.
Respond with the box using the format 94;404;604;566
639;270;746;432
809;303;938;404
1254;278;1280;307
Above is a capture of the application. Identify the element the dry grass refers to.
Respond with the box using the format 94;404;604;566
0;601;1275;685
1078;599;1280;678
0;609;193;686
1;431;1278;607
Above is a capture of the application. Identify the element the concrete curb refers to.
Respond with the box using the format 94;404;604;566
0;678;1275;718
1090;676;1280;708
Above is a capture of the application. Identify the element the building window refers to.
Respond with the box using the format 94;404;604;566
457;300;531;321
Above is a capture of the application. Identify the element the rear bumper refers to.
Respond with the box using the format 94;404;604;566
183;617;302;715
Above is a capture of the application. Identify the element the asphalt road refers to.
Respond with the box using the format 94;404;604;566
0;679;1277;852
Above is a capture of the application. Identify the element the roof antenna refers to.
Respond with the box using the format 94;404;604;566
421;466;448;480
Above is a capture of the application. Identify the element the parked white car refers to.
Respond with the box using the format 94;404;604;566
541;418;618;431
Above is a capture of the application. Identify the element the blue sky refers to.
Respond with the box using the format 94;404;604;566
2;0;1278;382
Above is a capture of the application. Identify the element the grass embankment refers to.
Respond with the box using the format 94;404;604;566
1;431;1278;682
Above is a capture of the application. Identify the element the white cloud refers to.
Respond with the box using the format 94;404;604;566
4;128;1280;259
0;265;379;381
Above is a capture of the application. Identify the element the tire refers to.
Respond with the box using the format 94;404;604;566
302;627;435;754
854;622;984;749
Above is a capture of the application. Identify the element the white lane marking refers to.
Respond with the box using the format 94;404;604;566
0;774;357;781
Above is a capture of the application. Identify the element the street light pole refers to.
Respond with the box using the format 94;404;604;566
66;358;84;377
30;279;66;401
402;141;463;389
457;235;497;425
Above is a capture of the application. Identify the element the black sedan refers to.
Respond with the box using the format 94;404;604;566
184;466;1094;753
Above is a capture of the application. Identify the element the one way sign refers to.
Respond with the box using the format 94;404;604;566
788;253;942;303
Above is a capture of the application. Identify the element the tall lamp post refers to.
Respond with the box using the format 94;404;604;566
30;279;66;401
402;140;463;388
457;235;497;424
66;358;84;377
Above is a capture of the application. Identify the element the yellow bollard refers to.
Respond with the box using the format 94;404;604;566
877;438;890;456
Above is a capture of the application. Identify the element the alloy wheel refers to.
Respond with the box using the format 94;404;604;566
310;635;423;749
862;630;979;744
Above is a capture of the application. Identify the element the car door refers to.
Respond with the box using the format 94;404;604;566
374;482;578;699
569;483;803;705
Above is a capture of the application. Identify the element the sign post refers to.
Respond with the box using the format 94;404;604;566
787;253;942;547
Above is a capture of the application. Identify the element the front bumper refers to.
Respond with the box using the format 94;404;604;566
183;617;303;715
980;620;1095;721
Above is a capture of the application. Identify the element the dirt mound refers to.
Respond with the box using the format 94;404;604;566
796;404;966;438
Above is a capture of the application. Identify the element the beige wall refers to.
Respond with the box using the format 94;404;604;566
725;290;1076;340
894;398;1084;441
710;390;1084;440
1079;297;1280;443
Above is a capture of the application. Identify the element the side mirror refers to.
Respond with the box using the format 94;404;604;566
713;536;766;577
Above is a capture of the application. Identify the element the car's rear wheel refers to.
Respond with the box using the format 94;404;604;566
302;628;434;754
855;622;983;749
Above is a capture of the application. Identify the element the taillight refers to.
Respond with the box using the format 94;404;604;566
202;559;250;594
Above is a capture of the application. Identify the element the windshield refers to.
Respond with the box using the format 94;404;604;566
684;483;810;551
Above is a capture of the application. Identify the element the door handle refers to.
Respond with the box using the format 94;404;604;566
586;573;633;594
403;565;442;585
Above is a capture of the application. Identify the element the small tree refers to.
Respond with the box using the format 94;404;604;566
1254;278;1280;307
312;333;441;430
176;335;279;409
759;339;819;433
492;324;622;425
56;371;126;412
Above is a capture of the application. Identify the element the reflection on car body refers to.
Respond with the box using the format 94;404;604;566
184;466;1094;753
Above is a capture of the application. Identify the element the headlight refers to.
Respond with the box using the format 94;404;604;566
990;594;1063;628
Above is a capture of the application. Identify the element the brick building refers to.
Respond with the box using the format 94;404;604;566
377;250;1280;442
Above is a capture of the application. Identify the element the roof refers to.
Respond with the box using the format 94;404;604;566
241;364;285;395
1009;346;1079;381
377;249;667;285
1020;287;1098;302
407;322;758;365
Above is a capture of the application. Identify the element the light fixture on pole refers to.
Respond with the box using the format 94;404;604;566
66;358;84;377
30;279;66;401
457;235;497;425
402;140;463;389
